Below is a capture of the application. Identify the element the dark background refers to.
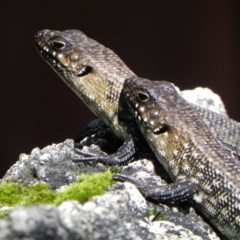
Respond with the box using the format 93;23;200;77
1;0;239;177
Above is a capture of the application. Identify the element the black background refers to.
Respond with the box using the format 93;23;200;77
1;0;239;177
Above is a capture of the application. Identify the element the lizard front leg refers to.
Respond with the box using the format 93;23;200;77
73;135;139;166
74;119;123;154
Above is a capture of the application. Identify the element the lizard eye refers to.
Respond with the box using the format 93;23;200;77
137;91;149;103
51;40;66;50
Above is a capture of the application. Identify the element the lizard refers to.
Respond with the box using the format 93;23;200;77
35;29;142;164
35;29;240;238
35;29;240;166
114;76;240;240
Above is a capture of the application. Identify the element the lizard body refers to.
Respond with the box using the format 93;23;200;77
35;29;240;238
117;76;240;239
35;29;240;163
35;29;145;164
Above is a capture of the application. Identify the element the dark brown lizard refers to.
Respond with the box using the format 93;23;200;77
114;76;240;240
35;29;134;139
35;29;240;165
35;29;240;238
35;29;144;164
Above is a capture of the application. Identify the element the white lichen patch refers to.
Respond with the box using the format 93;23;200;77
181;87;227;116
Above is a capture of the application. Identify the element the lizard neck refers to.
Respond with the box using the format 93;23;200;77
35;29;136;138
58;69;135;138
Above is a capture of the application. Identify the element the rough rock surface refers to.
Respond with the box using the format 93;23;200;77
1;140;107;190
0;87;224;240
181;87;227;116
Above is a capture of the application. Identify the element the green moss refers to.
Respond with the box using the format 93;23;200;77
0;170;113;218
0;211;9;219
54;170;113;204
0;183;56;207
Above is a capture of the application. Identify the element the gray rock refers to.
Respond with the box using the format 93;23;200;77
181;87;227;116
1;139;107;189
0;176;218;240
0;87;223;240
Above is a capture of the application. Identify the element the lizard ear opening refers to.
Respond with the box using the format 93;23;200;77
77;66;92;77
137;91;149;103
153;124;170;135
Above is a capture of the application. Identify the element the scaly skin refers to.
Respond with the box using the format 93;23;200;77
35;29;240;160
120;76;240;239
36;29;240;238
34;28;240;178
35;29;135;139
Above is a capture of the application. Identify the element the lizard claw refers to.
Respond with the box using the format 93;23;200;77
73;145;109;163
113;174;142;185
73;136;137;165
73;145;125;165
113;174;148;193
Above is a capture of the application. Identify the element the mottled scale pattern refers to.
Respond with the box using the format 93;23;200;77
123;76;240;239
196;106;240;157
35;29;135;138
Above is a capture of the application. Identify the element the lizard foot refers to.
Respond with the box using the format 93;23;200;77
113;174;197;203
73;145;111;163
73;135;137;166
73;146;131;166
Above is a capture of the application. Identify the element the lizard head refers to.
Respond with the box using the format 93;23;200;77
123;77;186;134
35;29;134;136
35;29;95;80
